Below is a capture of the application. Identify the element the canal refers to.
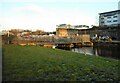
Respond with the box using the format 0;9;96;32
57;45;120;59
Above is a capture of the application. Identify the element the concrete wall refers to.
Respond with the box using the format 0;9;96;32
56;28;68;37
56;28;78;37
67;29;78;36
118;12;120;25
80;35;90;42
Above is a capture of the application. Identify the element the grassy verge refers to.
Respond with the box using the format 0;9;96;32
2;44;120;81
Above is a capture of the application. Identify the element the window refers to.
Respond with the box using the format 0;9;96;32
101;21;104;23
113;20;117;22
101;17;104;19
107;16;111;19
107;21;111;23
113;16;117;18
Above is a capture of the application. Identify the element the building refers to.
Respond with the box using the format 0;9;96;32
56;28;68;37
56;28;78;37
56;24;89;29
56;24;91;37
99;10;120;28
56;24;73;29
74;25;89;29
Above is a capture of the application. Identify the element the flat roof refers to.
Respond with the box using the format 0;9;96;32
99;10;120;15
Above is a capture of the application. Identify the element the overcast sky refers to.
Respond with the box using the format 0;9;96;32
0;0;119;32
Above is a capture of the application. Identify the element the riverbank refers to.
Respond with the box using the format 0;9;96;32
2;44;120;81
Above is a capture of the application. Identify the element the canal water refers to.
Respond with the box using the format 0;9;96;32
57;45;120;59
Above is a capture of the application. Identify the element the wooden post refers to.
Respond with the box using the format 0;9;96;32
7;30;9;44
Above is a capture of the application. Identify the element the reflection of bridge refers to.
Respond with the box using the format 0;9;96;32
93;40;120;47
13;35;93;47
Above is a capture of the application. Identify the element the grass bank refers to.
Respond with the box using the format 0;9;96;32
2;44;120;81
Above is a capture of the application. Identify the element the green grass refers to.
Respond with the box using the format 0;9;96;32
2;44;120;81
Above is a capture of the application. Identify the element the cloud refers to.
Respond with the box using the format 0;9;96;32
0;6;55;31
1;8;96;31
14;4;44;14
0;3;97;31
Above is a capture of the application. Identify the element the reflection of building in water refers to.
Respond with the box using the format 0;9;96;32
72;47;94;55
95;49;98;56
71;46;120;59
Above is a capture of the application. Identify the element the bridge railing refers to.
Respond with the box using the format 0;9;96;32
17;35;90;44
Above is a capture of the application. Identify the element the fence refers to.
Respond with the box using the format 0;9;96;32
15;35;91;44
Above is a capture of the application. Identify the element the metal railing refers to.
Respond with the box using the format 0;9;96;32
18;35;90;44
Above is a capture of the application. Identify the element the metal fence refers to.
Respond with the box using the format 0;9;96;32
18;35;90;44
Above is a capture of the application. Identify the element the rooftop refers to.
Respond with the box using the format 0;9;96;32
99;10;120;15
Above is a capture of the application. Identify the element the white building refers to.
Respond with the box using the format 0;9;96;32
99;10;120;27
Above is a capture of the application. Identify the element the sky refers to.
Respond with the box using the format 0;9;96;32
0;0;119;32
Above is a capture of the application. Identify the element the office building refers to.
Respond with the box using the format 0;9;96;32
99;10;120;27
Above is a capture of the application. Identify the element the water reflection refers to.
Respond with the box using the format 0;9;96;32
71;46;120;59
72;47;94;56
